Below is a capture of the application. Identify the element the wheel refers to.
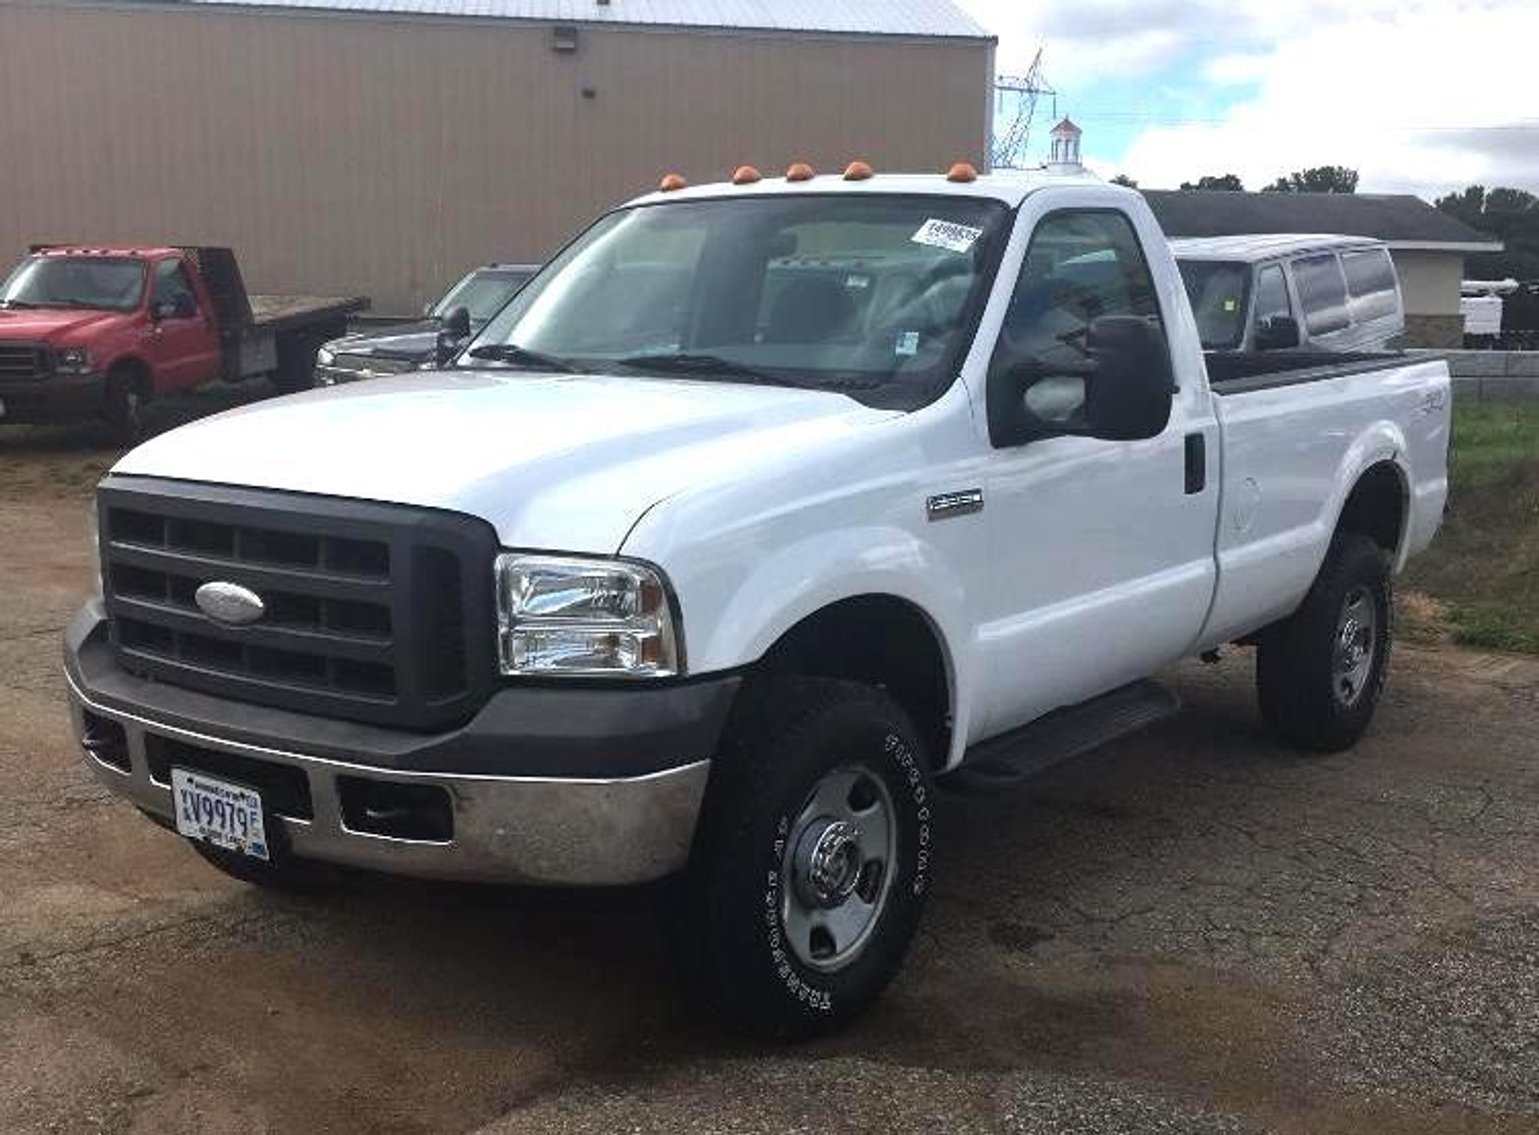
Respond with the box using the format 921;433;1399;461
1257;532;1392;752
103;367;146;445
675;677;935;1039
188;840;337;893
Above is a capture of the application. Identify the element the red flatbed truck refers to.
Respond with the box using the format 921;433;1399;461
0;245;366;440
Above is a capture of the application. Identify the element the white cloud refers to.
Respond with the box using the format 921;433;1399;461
954;0;1539;195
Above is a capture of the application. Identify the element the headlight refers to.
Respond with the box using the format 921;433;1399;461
317;346;336;367
57;347;94;375
495;554;680;678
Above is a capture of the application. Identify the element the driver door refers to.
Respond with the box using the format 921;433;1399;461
145;258;219;390
973;207;1219;736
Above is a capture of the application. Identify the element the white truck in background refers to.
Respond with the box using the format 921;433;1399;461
66;165;1449;1038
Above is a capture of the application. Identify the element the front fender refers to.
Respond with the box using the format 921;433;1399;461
678;525;975;769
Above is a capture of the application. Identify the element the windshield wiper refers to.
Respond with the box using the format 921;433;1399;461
614;352;805;388
0;299;37;309
466;342;578;373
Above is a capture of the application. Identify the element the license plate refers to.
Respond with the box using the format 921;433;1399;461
171;768;269;860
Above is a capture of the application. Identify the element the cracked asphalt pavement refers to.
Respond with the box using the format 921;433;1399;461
3;427;1538;1133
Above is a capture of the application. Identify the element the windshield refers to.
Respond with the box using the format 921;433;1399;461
0;256;146;313
1177;260;1251;350
432;268;535;327
466;194;1010;407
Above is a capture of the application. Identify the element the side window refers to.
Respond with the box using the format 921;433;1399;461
1342;249;1399;321
1252;264;1293;328
991;210;1164;427
1292;254;1350;336
153;259;198;315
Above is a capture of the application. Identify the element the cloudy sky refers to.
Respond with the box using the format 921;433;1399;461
952;0;1539;199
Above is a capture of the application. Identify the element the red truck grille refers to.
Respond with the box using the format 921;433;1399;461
0;343;50;380
97;476;499;732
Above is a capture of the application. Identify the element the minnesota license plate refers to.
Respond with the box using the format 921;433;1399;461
171;768;269;860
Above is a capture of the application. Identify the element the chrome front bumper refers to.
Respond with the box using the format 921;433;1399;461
65;669;711;886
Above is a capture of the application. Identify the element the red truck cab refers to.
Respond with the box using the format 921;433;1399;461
0;245;365;441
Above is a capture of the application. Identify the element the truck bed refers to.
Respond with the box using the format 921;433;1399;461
248;294;368;335
1198;351;1451;649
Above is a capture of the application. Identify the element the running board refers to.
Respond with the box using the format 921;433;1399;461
946;679;1181;794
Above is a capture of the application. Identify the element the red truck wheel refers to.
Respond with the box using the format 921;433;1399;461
103;366;148;445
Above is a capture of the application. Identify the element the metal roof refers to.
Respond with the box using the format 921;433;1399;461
1144;190;1502;252
175;0;995;38
1168;234;1388;263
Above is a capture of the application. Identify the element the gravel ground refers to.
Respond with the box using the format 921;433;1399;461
3;421;1537;1134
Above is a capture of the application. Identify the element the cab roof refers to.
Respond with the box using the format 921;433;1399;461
627;168;1110;210
31;245;181;261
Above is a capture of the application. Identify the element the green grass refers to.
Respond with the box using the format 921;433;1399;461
1400;401;1539;654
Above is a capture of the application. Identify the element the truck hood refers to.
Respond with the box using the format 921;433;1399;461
326;320;441;360
0;307;130;343
113;369;900;552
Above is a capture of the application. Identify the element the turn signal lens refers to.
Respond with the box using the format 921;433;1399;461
785;162;815;182
732;165;763;185
946;162;979;183
658;172;688;192
843;160;874;181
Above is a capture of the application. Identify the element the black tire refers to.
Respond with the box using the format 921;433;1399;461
1257;532;1393;752
272;332;322;394
189;840;338;893
675;677;935;1039
103;366;147;445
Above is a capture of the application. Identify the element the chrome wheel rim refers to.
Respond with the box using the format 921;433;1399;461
1332;585;1378;708
780;764;897;973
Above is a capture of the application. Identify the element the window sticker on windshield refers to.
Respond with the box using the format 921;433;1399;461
911;219;983;254
896;331;920;356
845;274;871;289
1223;298;1238;312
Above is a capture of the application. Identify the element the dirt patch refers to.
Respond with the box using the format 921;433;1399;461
2;439;1537;1133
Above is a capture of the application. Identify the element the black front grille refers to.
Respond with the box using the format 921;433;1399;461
0;343;50;381
99;476;499;732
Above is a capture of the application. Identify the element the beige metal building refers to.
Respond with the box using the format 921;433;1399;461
0;0;994;314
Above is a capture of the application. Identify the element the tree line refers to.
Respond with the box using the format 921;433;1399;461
1108;166;1359;193
1106;166;1539;279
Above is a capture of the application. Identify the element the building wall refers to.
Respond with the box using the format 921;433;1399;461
1389;250;1466;348
0;1;992;313
1390;251;1464;316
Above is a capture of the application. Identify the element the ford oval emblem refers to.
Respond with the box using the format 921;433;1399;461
194;581;266;626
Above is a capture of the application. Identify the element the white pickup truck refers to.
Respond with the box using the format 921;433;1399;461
65;166;1450;1038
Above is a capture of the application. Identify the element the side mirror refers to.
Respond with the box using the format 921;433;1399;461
423;301;436;318
435;305;472;366
1254;314;1300;351
988;315;1174;446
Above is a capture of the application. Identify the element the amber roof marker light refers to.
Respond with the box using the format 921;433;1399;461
785;162;815;182
732;165;763;185
658;172;688;192
946;162;979;183
843;160;874;181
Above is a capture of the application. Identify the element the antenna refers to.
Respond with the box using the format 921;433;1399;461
991;49;1055;170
